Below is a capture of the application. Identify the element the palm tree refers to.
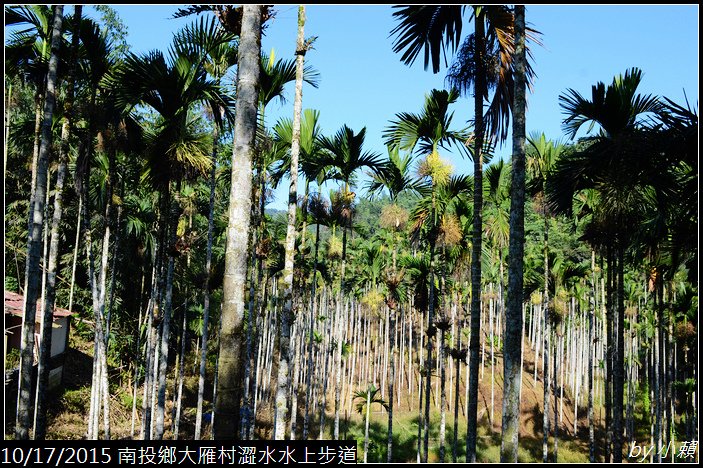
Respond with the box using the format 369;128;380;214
5;5;63;224
384;88;470;158
385;86;468;461
500;6;526;461
354;384;390;464
32;5;82;441
390;8;538;459
215;4;263;439
548;67;664;462
274;5;310;440
525;131;565;461
65;15;134;441
243;48;319;437
14;4;63;441
411;171;472;461
317;124;383;439
270;109;333;440
480;159;510;433
109;17;235;439
302;192;331;439
171;15;238;441
366;144;417;461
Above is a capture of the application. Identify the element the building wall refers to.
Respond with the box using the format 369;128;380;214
4;314;69;359
4;313;70;390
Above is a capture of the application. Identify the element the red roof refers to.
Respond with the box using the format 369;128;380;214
5;291;74;319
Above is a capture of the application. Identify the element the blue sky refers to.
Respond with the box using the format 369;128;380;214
82;5;699;210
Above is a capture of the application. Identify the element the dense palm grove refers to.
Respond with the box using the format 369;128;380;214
4;4;698;463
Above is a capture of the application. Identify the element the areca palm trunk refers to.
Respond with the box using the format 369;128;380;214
68;197;82;313
541;211;552;462
452;313;463;462
605;246;614;461
333;294;344;439
195;127;218;440
33;5;82;440
417;344;424;463
242;179;260;437
131;291;147;437
173;296;187;439
613;244;625;461
303;220;321;440
27;89;44;236
589;250;596;462
333;211;351;440
318;305;332;439
654;279;663;463
466;10;486;462
423;238;436;463
83;171;113;440
4;81;11;178
25;23;52;233
439;325;447;462
15;6;63;440
554;326;560;461
387;302;397;462
154;191;178;439
214;5;262;439
543;306;551;461
500;6;526;461
289;320;302;440
274;5;306;440
141;248;161;440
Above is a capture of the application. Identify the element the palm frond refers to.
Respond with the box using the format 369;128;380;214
390;5;466;74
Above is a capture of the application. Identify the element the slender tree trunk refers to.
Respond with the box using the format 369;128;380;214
589;250;596;462
155;191;178;440
273;5;307;440
387;303;397;462
489;288;495;426
27;89;44;238
452;313;463;463
303;221;321;440
613;245;625;461
171;294;187;439
318;303;332;439
333;294;344;439
195;127;218;440
214;5;262;439
333;210;351;439
3;80;11;181
33;150;52;438
605;247;614;461
141;252;160;440
466;10;485;462
242;199;259;437
131;292;147;438
68;197;82;312
655;278;664;462
96;181;116;441
83;173;112;440
363;385;372;464
424;241;436;462
553;327;560;462
439;326;447;462
500;6;526;460
417;344;424;463
15;6;63;440
289;319;302;440
33;5;82;439
543;304;551;462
